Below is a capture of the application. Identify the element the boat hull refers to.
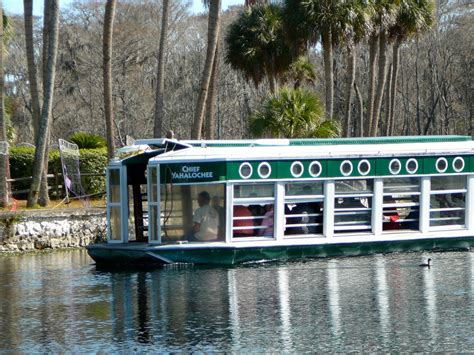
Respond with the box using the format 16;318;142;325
87;236;474;266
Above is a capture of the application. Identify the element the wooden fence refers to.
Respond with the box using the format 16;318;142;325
8;172;105;198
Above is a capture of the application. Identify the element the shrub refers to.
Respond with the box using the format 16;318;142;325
9;146;107;199
68;132;107;149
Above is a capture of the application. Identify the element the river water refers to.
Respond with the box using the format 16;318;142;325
0;249;473;352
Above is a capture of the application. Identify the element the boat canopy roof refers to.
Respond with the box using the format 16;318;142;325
108;135;474;166
148;135;474;165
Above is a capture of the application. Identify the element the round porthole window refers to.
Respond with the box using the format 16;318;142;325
290;161;304;178
389;159;401;175
358;160;371;176
406;158;418;174
309;161;322;177
453;157;465;173
436;157;448;173
258;162;271;178
239;162;252;179
340;160;353;176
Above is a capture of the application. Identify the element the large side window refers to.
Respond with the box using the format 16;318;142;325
148;168;159;242
107;168;124;242
232;183;275;239
383;178;420;231
430;176;466;228
284;182;324;237
160;183;226;243
334;179;373;234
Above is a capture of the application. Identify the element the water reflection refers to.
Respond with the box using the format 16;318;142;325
1;250;474;352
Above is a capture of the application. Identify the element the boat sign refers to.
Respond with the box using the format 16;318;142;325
160;162;226;183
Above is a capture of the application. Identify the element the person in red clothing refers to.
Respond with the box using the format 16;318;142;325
383;197;400;230
233;205;255;237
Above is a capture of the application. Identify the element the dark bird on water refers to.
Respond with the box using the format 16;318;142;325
419;258;432;268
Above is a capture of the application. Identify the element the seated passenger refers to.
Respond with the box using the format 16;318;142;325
233;205;254;237
258;204;274;237
383;198;400;230
286;202;320;235
193;191;219;241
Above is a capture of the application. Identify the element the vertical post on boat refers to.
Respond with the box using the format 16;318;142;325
466;175;474;231
372;178;384;236
274;182;285;241
324;180;335;238
420;176;431;233
225;183;234;243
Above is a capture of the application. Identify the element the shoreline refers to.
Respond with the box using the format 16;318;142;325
0;208;106;253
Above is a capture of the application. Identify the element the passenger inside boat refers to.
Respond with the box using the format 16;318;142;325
382;197;401;231
258;204;274;237
233;205;254;237
286;202;322;235
192;191;219;241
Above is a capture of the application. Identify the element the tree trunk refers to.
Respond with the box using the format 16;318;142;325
153;0;170;138
103;0;116;160
366;35;378;136
39;0;51;206
24;0;41;137
0;3;8;208
389;40;401;136
343;45;355;137
385;63;392;136
370;32;388;137
27;0;59;207
321;29;333;119
205;42;219;140
191;0;221;140
354;82;364;137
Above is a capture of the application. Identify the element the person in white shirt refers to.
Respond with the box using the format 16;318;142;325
193;191;219;241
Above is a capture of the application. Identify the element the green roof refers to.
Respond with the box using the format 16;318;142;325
188;135;471;148
289;135;472;146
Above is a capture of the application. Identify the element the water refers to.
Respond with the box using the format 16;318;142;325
0;250;473;352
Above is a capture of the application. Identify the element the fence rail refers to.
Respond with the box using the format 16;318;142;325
8;172;106;198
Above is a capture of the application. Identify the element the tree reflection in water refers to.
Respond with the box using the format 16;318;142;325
0;250;474;352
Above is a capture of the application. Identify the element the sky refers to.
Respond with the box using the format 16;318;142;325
4;0;243;16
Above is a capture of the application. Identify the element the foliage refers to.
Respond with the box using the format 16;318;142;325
249;87;340;138
68;132;107;149
225;3;295;89
9;146;107;198
389;0;434;41
283;56;317;88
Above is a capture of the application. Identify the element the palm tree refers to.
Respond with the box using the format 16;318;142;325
204;42;219;139
283;0;347;120
191;0;221;140
27;0;60;207
225;3;294;93
24;0;50;206
103;0;116;160
39;0;51;206
153;0;170;139
386;0;434;135
0;2;8;208
23;0;41;137
284;56;316;89
339;0;373;137
367;0;400;137
249;87;340;139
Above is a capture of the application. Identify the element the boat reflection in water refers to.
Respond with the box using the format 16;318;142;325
1;250;473;352
104;252;473;353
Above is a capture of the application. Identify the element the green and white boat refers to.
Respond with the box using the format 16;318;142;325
87;136;474;266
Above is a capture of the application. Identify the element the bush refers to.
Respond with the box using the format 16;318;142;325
69;132;107;149
9;146;108;199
